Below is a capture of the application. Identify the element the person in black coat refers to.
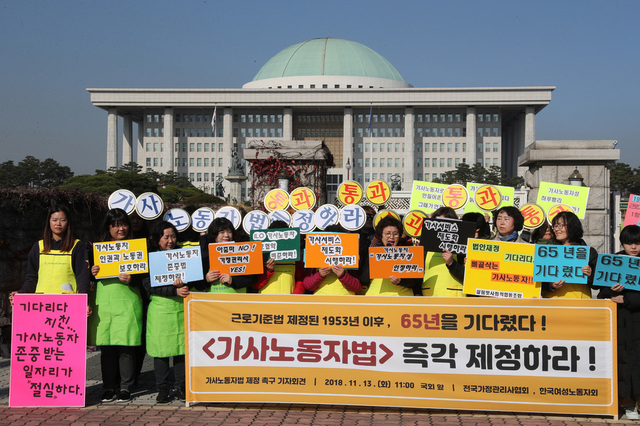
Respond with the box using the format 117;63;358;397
597;224;640;419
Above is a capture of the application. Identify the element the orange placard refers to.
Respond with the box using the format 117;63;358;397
366;180;391;205
305;233;360;268
208;242;264;275
474;185;502;211
338;181;363;205
289;187;316;211
442;184;469;209
264;189;290;212
368;246;425;278
520;204;545;229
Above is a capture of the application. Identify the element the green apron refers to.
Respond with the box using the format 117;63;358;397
208;279;247;293
146;294;185;357
89;277;143;346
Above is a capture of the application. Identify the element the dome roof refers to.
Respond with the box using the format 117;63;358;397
243;38;410;89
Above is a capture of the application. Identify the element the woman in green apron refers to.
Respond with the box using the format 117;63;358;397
90;208;143;403
143;221;190;403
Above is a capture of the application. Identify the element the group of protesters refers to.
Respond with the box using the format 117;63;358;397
11;200;640;417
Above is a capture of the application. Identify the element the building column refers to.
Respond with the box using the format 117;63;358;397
466;107;477;165
343;107;353;180
136;120;144;167
283;107;293;140
122;115;133;165
525;106;535;148
163;107;174;172
404;107;415;184
107;108;118;170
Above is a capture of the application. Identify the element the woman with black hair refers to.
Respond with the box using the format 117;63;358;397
90;208;143;403
143;221;190;403
598;225;640;419
542;211;597;299
442;212;492;282
492;206;526;243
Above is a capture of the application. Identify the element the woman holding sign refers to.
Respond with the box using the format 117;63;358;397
143;221;189;403
542;211;597;299
492;206;526;243
90;208;143;403
597;225;640;419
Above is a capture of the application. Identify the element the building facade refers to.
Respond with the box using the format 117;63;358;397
88;37;553;199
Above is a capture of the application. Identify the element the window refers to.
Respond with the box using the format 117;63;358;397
395;158;400;168
197;173;202;182
455;158;460;166
447;143;452;152
432;158;437;167
219;158;223;167
440;143;445;152
175;143;179;152
395;143;400;152
372;159;377;167
455;114;461;122
493;143;499;152
219;143;223;152
189;173;194;182
387;158;392;167
365;143;370;153
204;158;209;167
189;128;195;137
153;158;158;166
486;143;491;152
197;158;202;167
448;114;453;122
372;143;377;153
493;128;499;137
357;158;363;168
447;158;452;167
455;143;460;152
425;114;431;123
417;159;422;167
189;158;194;167
365;158;370;167
440;158;445;167
417;143;422;153
175;158;179;167
432;143;437;152
182;158;187;167
197;143;202;152
204;173;209;182
174;128;180;137
146;158;151;167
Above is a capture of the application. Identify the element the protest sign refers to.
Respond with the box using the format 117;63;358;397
465;183;514;214
337;181;363;205
420;218;475;255
290;187;316;211
537;182;589;219
164;208;191;232
208;242;264;275
191;207;215;232
264;189;290;212
409;180;447;214
314;204;340;230
215;206;242;229
251;228;301;262
184;293;616;417
624;194;640;227
92;238;148;279
10;294;87;407
520;204;545;229
305;233;360;268
594;253;640;290
135;192;164;220
365;180;391;205
149;246;204;287
464;239;541;298
242;210;270;233
533;245;589;285
368;246;425;279
291;209;315;233
403;210;427;238
442;184;468;210
269;210;291;226
339;205;366;231
107;189;136;214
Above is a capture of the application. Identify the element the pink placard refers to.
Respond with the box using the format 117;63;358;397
624;194;640;227
10;294;87;407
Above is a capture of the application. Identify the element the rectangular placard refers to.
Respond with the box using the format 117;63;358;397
593;253;640;290
208;241;264;276
304;233;360;269
420;217;476;254
250;227;301;262
10;294;87;407
92;238;148;278
536;182;590;219
368;246;425;279
409;180;447;214
149;246;204;287
533;245;589;284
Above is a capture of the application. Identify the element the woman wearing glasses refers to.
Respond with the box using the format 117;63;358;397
542;211;597;298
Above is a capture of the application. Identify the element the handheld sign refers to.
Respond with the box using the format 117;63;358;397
289;187;316;211
547;203;575;224
164;208;191;232
242;210;269;233
135;192;164;220
149;246;204;287
421;217;475;255
624;194;640;227
409;180;447;214
442;184;469;210
108;189;136;214
594;253;640;290
533;245;589;284
365;180;391;205
314;204;340;230
93;238;149;279
368;246;425;279
264;189;290;212
291;209;315;233
191;207;215;232
473;185;502;211
208;242;263;275
403;210;427;238
339;205;366;231
305;233;360;269
337;181;363;205
10;294;88;407
465;183;514;214
250;227;301;262
463;239;541;298
269;210;291;226
520;204;545;229
373;209;400;229
537;181;589;219
215;206;241;229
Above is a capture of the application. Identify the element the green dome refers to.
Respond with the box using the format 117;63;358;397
244;38;410;89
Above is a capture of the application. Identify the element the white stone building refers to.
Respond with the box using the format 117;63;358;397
88;37;553;200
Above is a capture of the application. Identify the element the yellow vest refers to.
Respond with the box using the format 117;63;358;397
422;251;465;297
315;272;354;295
260;264;296;294
367;278;413;296
35;239;79;294
543;283;591;299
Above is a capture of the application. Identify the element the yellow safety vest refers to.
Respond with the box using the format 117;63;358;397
543;283;591;299
367;278;414;296
422;251;465;297
315;272;354;295
260;264;296;294
35;239;79;294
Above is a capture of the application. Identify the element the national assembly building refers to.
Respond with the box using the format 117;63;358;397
88;37;554;200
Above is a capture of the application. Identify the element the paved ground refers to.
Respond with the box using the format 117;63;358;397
0;352;631;425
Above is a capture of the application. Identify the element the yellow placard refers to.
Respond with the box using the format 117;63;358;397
463;239;542;298
373;210;400;229
365;180;391;205
289;187;316;211
337;181;363;205
409;180;447;214
208;242;264;275
264;189;290;212
185;293;617;417
305;233;359;268
520;204;546;229
368;246;425;278
537;182;590;219
547;203;575;224
93;238;148;278
465;183;515;214
402;210;427;238
442;184;469;210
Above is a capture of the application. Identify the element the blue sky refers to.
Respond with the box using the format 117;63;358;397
1;0;638;175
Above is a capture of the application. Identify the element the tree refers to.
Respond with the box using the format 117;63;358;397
609;162;640;197
0;156;73;189
435;162;524;188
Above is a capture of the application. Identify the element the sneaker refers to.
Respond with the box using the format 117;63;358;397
156;387;171;404
100;389;116;402
116;390;131;403
625;407;639;420
174;386;186;403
